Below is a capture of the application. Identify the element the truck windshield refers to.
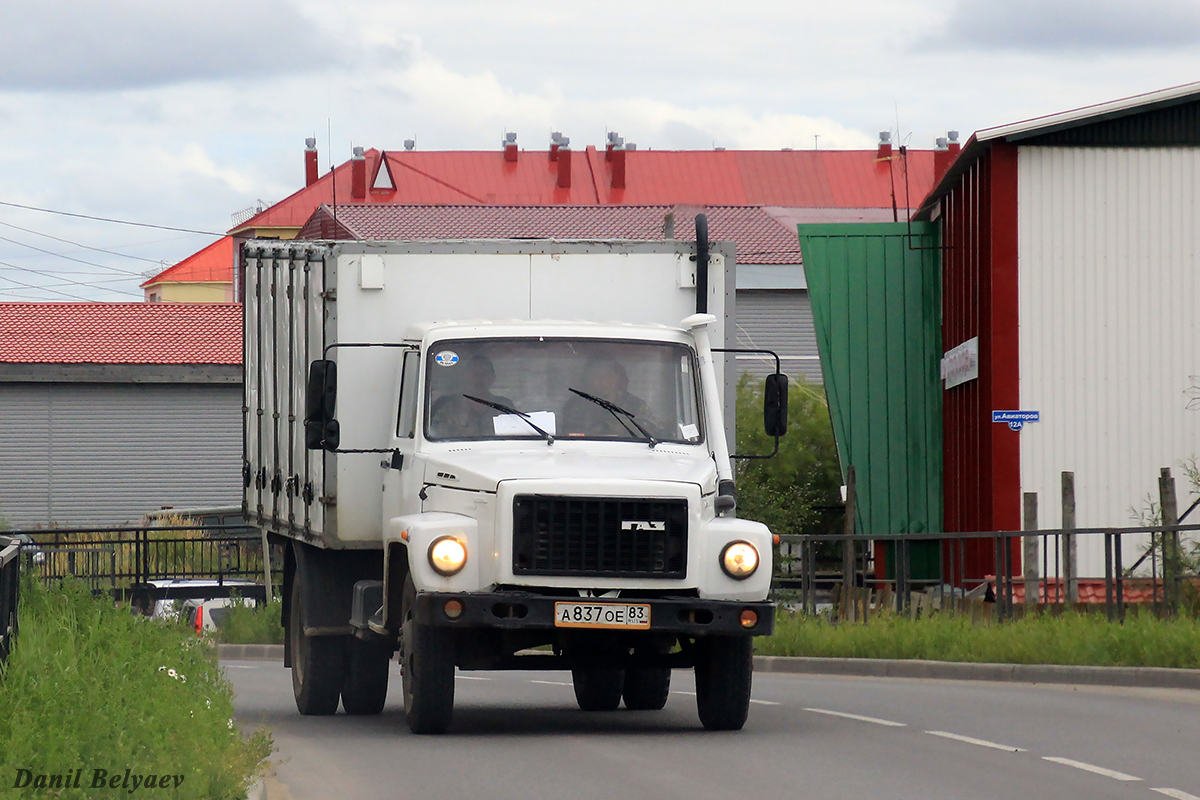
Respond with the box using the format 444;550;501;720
424;338;703;444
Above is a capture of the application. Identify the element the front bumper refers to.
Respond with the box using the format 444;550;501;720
413;590;775;637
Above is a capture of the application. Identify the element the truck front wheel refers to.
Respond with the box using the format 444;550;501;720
341;638;390;715
572;669;624;711
289;571;347;715
693;635;752;731
400;576;455;734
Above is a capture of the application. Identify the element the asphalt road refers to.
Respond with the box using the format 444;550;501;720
227;660;1200;800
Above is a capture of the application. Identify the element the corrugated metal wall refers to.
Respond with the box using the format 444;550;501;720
733;290;822;384
797;222;944;578
1017;146;1200;576
939;142;1022;582
0;383;243;528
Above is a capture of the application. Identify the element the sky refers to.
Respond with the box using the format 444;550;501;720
1;0;1199;302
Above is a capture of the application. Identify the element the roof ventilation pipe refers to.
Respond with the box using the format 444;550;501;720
876;131;892;161
549;131;563;161
404;139;415;151
503;132;518;163
304;138;319;187
350;146;367;199
556;136;571;188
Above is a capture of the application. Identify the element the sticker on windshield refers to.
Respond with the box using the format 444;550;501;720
680;423;699;440
434;350;459;367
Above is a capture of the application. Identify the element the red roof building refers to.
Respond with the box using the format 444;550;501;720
0;302;241;365
140;140;945;298
140;236;236;303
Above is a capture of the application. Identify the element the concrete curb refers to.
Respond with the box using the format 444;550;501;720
753;656;1200;690
219;644;284;661
215;645;1200;690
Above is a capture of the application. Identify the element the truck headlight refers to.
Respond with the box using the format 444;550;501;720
720;541;759;580
428;536;467;576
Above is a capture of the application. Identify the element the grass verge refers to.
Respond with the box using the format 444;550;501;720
0;579;272;799
216;599;284;645
757;609;1200;669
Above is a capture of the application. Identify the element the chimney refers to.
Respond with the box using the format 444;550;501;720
611;146;626;190
304;138;319;187
933;131;960;181
549;131;563;161
503;132;518;163
351;146;366;200
556;138;571;188
876;131;892;161
403;139;415;151
605;131;623;161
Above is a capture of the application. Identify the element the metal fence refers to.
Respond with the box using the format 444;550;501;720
777;521;1200;623
11;526;280;603
0;536;20;669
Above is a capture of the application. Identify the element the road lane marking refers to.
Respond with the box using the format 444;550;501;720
456;675;493;681
529;680;572;687
804;708;906;727
675;691;697;696
925;731;1025;752
749;699;781;706
1042;757;1140;782
1151;789;1200;800
225;665;259;669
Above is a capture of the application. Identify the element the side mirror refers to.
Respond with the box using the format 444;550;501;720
764;373;788;437
305;360;339;451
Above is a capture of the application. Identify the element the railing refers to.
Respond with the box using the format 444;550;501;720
776;522;1200;622
0;536;20;669
11;526;280;602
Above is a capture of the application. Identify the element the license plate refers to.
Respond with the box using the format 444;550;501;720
554;602;651;630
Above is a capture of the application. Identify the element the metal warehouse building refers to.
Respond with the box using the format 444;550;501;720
0;303;243;528
915;83;1200;578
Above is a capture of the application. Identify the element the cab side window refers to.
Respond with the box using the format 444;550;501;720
397;350;420;438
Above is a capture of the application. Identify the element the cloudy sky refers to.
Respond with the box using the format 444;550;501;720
1;0;1199;301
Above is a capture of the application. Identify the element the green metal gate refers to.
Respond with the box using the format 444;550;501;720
796;222;943;580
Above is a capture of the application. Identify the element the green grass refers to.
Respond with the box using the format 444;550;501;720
0;579;272;799
757;609;1200;669
216;598;284;645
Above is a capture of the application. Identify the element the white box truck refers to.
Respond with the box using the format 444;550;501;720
243;226;786;734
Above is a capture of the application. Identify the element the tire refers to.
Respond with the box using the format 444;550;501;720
289;571;347;716
623;667;671;711
400;575;455;734
341;638;390;715
572;668;625;711
694;635;753;731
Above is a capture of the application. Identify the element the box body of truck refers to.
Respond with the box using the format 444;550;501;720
243;237;779;732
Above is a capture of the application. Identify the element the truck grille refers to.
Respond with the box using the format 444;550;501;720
512;496;688;579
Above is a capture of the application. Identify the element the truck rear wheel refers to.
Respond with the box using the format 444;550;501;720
572;668;625;711
622;667;671;710
694;635;752;731
341;638;390;715
400;576;455;734
289;571;346;716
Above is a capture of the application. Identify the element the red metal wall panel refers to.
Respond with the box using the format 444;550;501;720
938;142;1021;582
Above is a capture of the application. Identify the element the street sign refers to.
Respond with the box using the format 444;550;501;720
992;410;1040;431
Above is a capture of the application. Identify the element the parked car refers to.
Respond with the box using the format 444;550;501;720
11;534;45;565
130;579;262;633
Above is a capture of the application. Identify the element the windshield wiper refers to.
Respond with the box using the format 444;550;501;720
567;388;658;448
462;395;555;445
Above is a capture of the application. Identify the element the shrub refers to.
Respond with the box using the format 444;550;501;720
0;579;272;799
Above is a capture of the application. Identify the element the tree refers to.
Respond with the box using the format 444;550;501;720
733;373;842;538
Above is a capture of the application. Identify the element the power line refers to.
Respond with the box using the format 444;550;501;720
0;258;141;299
0;235;146;276
0;271;108;302
0;219;170;265
0;200;223;236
